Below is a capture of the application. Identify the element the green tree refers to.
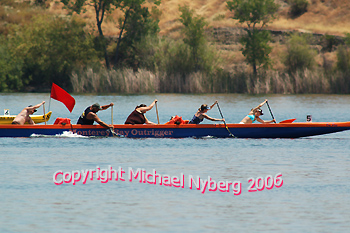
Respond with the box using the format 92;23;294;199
178;5;208;72
227;0;279;77
61;0;120;69
114;0;161;71
6;15;98;89
0;35;26;92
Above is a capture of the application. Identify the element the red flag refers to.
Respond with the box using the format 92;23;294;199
50;83;75;112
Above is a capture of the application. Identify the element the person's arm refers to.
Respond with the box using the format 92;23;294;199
256;117;276;124
252;99;267;112
209;100;218;110
27;101;45;112
28;117;35;125
101;103;114;110
88;112;113;129
138;99;157;113
202;114;224;122
144;115;156;125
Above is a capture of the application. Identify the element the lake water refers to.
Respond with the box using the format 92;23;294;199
1;93;350;232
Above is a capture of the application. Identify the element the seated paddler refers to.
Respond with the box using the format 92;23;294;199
189;101;224;124
12;101;45;125
124;99;157;125
77;103;114;129
240;99;276;124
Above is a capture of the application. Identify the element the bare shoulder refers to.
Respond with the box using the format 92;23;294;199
86;111;97;119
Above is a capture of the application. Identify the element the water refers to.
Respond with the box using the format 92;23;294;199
1;93;350;232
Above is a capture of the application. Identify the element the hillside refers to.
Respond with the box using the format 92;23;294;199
3;1;350;67
46;0;350;37
43;0;350;72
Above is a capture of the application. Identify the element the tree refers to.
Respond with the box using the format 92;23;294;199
114;0;161;70
178;5;208;72
5;15;98;90
227;0;279;77
61;0;120;69
0;35;26;92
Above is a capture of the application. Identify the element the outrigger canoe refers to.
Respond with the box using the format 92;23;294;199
0;111;52;124
1;120;350;138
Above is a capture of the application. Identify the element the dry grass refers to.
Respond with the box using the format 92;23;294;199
43;0;350;38
43;0;350;75
71;66;350;94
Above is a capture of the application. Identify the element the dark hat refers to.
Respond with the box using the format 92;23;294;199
257;109;263;115
92;103;102;110
28;105;37;112
200;104;210;111
136;104;147;109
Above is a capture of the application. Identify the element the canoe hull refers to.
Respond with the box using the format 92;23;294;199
1;122;350;138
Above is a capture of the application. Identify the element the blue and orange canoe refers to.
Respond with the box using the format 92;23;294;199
1;120;350;138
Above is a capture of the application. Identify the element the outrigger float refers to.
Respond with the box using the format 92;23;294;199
0;111;52;124
1;120;350;138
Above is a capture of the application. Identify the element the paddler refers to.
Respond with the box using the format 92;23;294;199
188;101;224;124
124;99;157;125
77;103;114;129
240;99;276;124
12;101;45;125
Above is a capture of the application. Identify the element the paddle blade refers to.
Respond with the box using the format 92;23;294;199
279;118;296;124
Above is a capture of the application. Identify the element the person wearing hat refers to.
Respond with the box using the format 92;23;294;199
12;101;45;125
240;99;276;124
188;100;224;124
125;99;158;125
77;103;114;129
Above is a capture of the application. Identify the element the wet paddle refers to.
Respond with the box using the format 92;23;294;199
216;102;235;137
266;101;276;123
108;128;119;137
155;101;160;124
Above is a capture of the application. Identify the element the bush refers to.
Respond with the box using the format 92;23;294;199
284;33;316;73
345;33;350;46
6;15;99;90
322;34;337;52
336;45;350;73
0;35;26;92
289;0;308;18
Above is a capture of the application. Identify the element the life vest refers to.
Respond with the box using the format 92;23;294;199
54;118;71;125
165;115;189;125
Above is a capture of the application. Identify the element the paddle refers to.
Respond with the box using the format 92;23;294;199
216;102;235;137
111;105;114;125
266;100;276;123
108;105;119;136
155;101;160;124
43;102;47;125
108;128;119;137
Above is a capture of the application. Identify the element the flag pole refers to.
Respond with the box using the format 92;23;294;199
43;102;47;125
49;84;52;112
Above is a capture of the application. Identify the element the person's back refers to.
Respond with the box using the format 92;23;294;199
124;109;146;124
188;101;223;124
12;101;45;125
77;107;95;125
12;108;32;125
124;100;157;125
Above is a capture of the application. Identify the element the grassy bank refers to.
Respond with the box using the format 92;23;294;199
71;68;350;94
